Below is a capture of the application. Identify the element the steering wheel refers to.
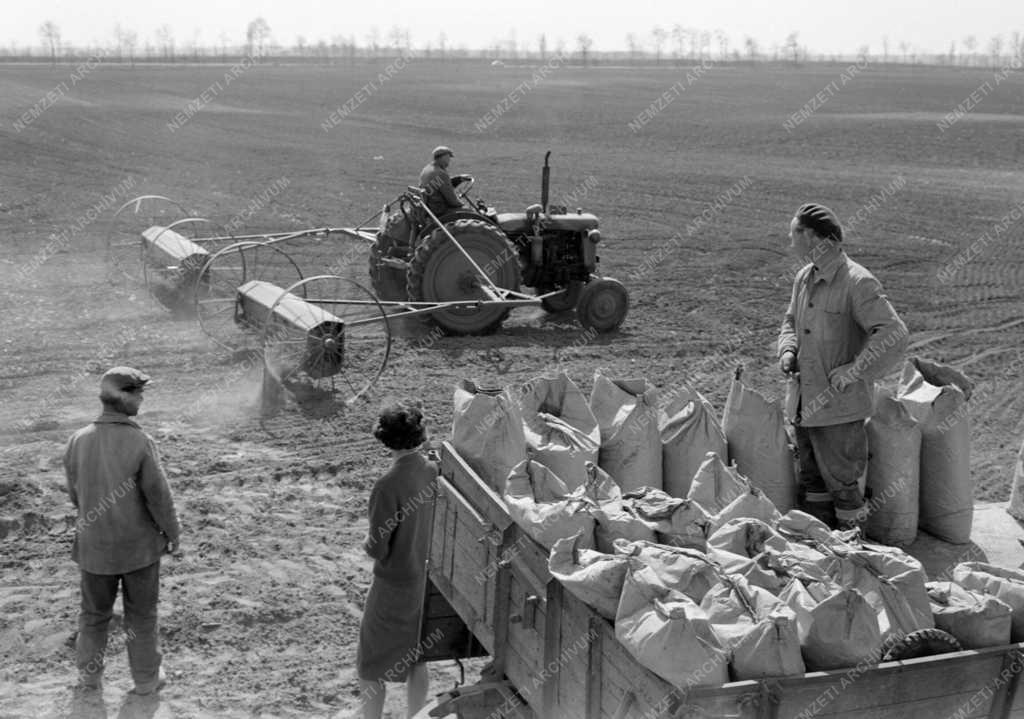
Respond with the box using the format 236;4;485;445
451;174;475;201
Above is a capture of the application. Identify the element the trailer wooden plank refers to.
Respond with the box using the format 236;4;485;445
763;650;1006;715
440;440;514;532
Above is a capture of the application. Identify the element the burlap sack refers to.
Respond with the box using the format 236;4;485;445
615;562;729;691
864;391;921;546
700;574;804;680
896;357;973;544
802;587;882;670
504;459;595;550
927;580;1013;649
706;547;786;595
722;371;797;513
451;380;527;494
613;539;720;603
687;452;749;515
624;487;711;552
520;373;601;491
590;373;662;492
708;486;782;534
778;577;818;642
832;548;934;642
708;518;789;559
548;531;629;620
660;386;728;498
953;562;1024;642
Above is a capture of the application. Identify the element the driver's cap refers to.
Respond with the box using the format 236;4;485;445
432;145;454;159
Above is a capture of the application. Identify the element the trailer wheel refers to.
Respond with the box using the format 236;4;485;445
576;278;629;333
881;628;963;662
407;219;521;335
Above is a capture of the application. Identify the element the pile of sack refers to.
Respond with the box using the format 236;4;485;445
451;370;794;511
866;357;975;546
449;365;999;689
549;506;1022;690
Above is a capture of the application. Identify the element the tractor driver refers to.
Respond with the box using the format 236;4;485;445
418;146;464;219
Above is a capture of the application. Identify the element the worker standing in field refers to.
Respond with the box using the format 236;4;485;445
778;204;908;530
358;402;438;719
64;367;180;695
418;145;463;219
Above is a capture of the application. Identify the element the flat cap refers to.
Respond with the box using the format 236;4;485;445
432;145;454;159
100;366;150;395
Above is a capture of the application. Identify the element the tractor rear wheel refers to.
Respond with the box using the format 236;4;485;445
576;278;629;333
407;219;521;335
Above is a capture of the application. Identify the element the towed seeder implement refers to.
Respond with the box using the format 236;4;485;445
108;154;631;406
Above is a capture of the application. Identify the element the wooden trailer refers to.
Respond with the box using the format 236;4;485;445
417;441;1024;719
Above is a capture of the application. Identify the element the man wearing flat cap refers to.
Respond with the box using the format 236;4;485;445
418;145;464;219
778;203;908;530
64;366;180;695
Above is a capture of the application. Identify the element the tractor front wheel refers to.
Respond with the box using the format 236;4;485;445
406;219;521;335
576;278;629;333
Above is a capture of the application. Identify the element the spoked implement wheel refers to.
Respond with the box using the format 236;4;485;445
576;277;629;333
142;218;233;313
106;195;191;285
539;280;584;313
194;241;305;352
407;219;521;335
261;275;391;414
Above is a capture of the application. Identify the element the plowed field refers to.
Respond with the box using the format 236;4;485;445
1;59;1022;717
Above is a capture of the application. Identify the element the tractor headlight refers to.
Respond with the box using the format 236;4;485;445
587;229;602;244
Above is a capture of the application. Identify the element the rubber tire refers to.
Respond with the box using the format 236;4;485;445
368;237;408;302
881;628;964;662
539;281;584;313
407;219;521;335
576;277;629;333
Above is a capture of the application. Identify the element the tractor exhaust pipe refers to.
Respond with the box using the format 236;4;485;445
541;150;551;214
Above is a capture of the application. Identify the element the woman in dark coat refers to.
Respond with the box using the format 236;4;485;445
358;402;437;719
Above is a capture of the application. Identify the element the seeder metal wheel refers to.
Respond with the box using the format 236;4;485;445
262;275;391;410
193;241;305;352
142;218;233;312
106;195;191;285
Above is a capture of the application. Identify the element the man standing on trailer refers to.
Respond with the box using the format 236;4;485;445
418;145;463;219
778;203;908;530
65;367;180;695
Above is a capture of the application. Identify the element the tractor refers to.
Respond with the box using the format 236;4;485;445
368;152;629;335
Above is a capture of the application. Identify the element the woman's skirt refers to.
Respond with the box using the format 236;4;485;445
357;574;425;682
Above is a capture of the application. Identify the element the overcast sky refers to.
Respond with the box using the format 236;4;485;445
4;0;1021;56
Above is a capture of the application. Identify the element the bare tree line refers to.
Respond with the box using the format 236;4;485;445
9;19;1024;68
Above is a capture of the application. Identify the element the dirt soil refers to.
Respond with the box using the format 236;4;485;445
1;60;1022;718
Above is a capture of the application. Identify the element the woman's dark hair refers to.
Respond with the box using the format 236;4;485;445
373;402;427;450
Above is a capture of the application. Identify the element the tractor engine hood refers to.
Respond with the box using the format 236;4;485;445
497;212;599;235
